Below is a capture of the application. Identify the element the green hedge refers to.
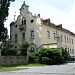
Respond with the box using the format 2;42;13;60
1;49;17;56
33;48;70;65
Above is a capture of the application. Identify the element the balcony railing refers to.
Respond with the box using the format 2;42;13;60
19;25;26;30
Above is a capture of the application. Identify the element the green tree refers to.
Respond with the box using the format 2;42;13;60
20;41;29;56
1;39;17;56
0;0;15;42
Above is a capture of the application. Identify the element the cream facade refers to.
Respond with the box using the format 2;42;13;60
10;1;75;56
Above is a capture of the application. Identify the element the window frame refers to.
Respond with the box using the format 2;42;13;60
22;32;25;40
47;31;50;39
30;29;34;39
15;34;18;42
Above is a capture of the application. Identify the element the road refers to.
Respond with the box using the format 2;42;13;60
0;62;75;75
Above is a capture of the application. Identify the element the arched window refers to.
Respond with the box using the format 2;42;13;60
22;17;26;25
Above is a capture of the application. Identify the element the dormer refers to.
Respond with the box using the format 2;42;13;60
20;1;29;15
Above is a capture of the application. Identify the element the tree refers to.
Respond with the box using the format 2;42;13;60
0;39;17;56
19;41;29;56
0;0;15;42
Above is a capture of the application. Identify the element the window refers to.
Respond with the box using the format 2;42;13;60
24;20;26;24
70;49;71;53
53;33;56;39
30;30;34;38
10;35;12;41
64;36;66;43
72;49;74;54
61;35;63;42
15;34;18;42
31;19;34;23
22;33;25;40
72;39;73;44
22;17;26;25
68;48;69;53
47;31;50;39
67;37;68;43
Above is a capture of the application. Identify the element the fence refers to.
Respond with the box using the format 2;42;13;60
0;56;27;65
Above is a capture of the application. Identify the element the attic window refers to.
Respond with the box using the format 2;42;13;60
31;19;34;23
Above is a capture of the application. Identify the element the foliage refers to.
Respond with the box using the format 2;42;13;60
19;41;29;56
0;41;29;56
0;40;17;56
1;49;17;56
0;0;15;42
62;48;70;61
33;48;70;65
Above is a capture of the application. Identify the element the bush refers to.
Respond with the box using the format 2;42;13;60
62;48;70;61
33;48;65;65
1;49;17;56
20;41;29;56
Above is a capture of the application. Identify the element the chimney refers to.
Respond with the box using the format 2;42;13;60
48;18;50;25
56;24;62;29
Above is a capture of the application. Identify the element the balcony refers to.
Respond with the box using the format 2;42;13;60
19;25;26;31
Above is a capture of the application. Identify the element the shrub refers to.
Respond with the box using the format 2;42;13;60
62;48;70;61
1;49;17;56
19;41;29;56
33;48;65;65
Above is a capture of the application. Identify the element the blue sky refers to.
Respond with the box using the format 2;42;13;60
5;0;74;35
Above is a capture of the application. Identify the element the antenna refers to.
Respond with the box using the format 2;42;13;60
14;11;16;21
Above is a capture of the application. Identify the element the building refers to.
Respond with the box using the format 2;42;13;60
10;1;75;56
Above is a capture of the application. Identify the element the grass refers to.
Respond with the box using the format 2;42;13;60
17;63;47;67
0;67;27;72
0;63;47;72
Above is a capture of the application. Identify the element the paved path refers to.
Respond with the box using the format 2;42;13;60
0;62;75;75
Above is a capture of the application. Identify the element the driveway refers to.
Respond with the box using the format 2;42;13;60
0;62;75;75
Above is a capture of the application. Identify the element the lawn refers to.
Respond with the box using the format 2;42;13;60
0;67;27;72
0;63;47;72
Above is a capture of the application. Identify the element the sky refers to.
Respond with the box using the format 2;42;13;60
4;0;75;35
